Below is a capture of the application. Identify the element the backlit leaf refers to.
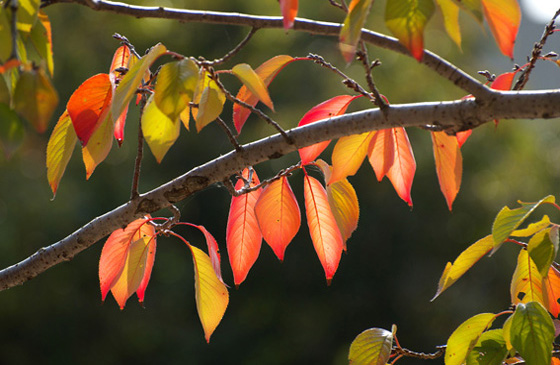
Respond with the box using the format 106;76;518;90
255;176;301;261
466;329;508;365
482;0;521;59
234;55;296;133
492;195;555;250
329;132;373;185
435;0;462;49
82;110;114;179
226;168;262;286
298;95;360;164
0;103;25;160
109;45;131;77
46;110;77;196
543;266;560;318
192;69;226;132
188;243;229;343
279;0;298;29
491;72;515;90
368;129;392;181
431;131;462;211
445;312;496;365
527;227;558;278
154;58;199;122
348;327;393;365
510;301;554;365
15;0;40;34
451;0;483;21
339;0;374;63
456;130;472;147
512;215;551;237
135;232;156;305
141;94;180;163
67;73;113;146
232;63;274;111
303;171;344;284
29;12;54;76
188;224;225;285
432;235;494;301
511;249;544;306
385;0;435;61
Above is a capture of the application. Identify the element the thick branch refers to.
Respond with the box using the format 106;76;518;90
1;89;559;291
43;0;491;98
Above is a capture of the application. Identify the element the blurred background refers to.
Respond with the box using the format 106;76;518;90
0;0;560;363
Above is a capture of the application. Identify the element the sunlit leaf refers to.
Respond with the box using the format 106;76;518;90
135;232;156;305
29;12;54;76
141;94;180;163
527;227;558;278
339;0;374;63
456;130;472;147
491;71;515;90
187;224;225;285
298;95;360;164
279;0;298;29
348;327;393;365
481;0;521;59
543;266;560;318
466;329;508;365
445;312;496;365
492;195;555;251
15;0;40;34
303;171;344;284
234;55;296;133
330;132;373;185
82;111;114;179
192;69;226;132
432;235;494;301
451;0;483;21
0;103;25;160
232;63;274;111
510;301;554;365
502;314;513;351
255;176;301;261
226;168;262;286
385;0;435;61
46;110;77;196
431;131;462;211
154;58;199;122
67;73;113;146
511;249;544;306
435;0;462;49
109;45;131;77
511;215;551;237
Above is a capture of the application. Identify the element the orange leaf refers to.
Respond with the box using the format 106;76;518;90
109;45;131;78
482;0;521;59
298;95;360;165
46;110;77;197
544;266;560;318
303;170;344;284
67;73;113;146
456;130;472;147
432;131;462;210
491;71;515;90
233;55;296;133
226;168;263;286
368;129;393;181
255;176;301;261
279;0;298;29
329;132;374;184
136;231;157;304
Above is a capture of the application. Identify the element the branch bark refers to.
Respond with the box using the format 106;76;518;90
1;89;559;291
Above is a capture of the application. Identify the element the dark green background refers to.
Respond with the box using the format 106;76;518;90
0;0;559;363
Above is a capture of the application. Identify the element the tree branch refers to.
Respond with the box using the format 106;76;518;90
1;89;560;291
42;0;492;99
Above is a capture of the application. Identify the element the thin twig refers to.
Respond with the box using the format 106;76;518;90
223;162;301;197
199;27;258;66
113;32;142;59
356;43;388;109
392;346;445;360
216;116;243;152
130;94;147;200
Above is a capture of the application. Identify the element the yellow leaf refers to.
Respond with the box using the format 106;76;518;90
445;313;496;365
435;0;462;49
141;94;180;163
511;215;551;237
82;111;113;179
329;132;373;185
192;69;225;132
154;58;199;121
339;0;374;63
46;110;77;197
328;178;359;248
511;249;544;306
232;63;274;111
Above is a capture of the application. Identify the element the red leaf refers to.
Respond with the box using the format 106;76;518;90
491;71;515;90
432;131;462;210
482;0;521;59
298;95;360;164
226;168;263;286
279;0;298;29
456;130;472;148
255;176;301;261
67;73;113;146
544;266;560;318
303;170;344;284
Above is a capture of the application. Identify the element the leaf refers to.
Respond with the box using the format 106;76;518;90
452;0;483;22
348;327;393;365
329;132;373;185
385;0;435;61
435;0;462;49
192;69;226;132
226;168;263;286
511;215;551;237
279;0;298;29
187;224;225;285
0;103;25;160
432;235;494;301
81;109;114;179
233;55;296;134
445;312;496;365
255;176;301;262
492;195;555;250
232;63;274;111
303;171;344;284
111;43;166;121
431;131;462;211
481;0;521;59
154;58;199;122
15;0;40;35
543;266;560;318
0;9;13;62
29;12;54;76
466;329;508;365
67;73;113;146
46;110;77;197
298;95;360;164
99;216;156;308
141;94;181;163
491;71;515;91
135;232;156;305
456;130;472;147
12;66;58;133
510;301;555;365
511;249;544;306
339;0;374;63
527;227;558;278
188;243;229;343
109;45;131;77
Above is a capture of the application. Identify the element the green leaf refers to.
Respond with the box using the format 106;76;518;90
348;327;393;365
339;0;374;63
15;0;40;35
141;94;180;163
0;8;12;62
29;13;54;76
466;329;508;365
445;313;496;365
510;301;554;365
492;195;556;253
385;0;435;61
528;227;558;278
154;58;199;122
0;103;25;159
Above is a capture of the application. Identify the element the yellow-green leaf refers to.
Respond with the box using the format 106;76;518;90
232;63;274;111
512;215;551;237
451;0;483;22
46;110;77;197
330;132;373;185
192;69;225;132
432;235;494;301
328;178;359;248
0;9;13;62
502;314;513;350
528;227;558;278
339;0;374;63
445;313;496;365
466;329;508;365
435;0;462;49
154;58;199;121
29;12;54;76
82;110;113;179
511;249;544;306
15;0;40;35
141;94;180;163
348;327;393;365
510;301;555;365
